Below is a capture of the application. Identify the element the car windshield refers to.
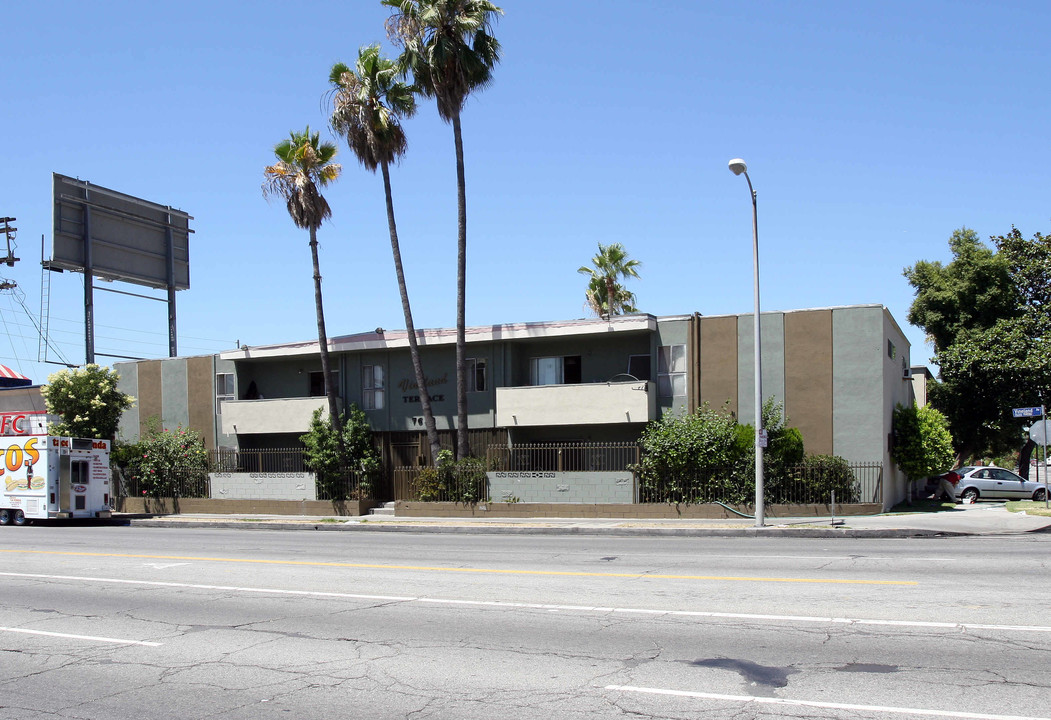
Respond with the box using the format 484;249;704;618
959;467;978;474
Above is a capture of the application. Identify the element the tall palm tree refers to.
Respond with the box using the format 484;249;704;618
262;128;342;431
328;45;442;463
578;243;642;319
383;0;502;460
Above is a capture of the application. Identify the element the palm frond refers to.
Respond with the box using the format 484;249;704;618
262;127;340;230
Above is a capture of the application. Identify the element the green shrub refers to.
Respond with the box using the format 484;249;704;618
123;423;209;498
795;455;860;504
632;403;748;503
411;450;489;504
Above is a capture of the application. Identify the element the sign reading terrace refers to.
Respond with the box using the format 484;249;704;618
1012;407;1044;418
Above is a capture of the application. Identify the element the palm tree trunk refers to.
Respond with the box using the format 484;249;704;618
381;161;442;463
453;112;469;460
309;225;341;433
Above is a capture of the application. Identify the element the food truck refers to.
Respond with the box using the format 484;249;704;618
1;411;113;525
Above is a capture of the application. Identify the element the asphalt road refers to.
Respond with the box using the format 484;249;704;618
1;525;1050;719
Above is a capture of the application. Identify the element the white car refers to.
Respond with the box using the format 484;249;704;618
941;466;1049;503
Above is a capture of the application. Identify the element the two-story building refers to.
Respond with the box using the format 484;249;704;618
115;303;917;507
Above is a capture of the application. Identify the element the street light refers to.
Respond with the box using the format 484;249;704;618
728;158;765;527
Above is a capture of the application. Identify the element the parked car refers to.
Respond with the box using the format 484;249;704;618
940;466;1049;503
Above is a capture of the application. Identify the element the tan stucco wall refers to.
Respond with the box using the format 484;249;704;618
187;356;216;450
699;316;738;414
785;309;834;454
137;360;162;436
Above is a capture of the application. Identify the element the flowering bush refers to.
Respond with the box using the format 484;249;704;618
129;425;209;498
42;364;134;439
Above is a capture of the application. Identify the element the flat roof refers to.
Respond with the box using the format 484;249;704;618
220;314;659;361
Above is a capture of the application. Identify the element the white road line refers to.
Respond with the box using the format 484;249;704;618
4;571;1051;635
0;626;162;647
605;686;1051;720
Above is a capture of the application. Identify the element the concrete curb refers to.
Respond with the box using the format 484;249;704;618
117;517;974;539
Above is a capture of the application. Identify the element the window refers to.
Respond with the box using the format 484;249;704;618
71;460;90;485
658;345;686;397
467;358;487;392
530;356;581;385
215;373;234;414
309;371;339;398
627;354;651;381
362;364;384;410
888;340;897;359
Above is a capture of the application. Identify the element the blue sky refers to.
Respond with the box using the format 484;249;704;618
3;0;1049;386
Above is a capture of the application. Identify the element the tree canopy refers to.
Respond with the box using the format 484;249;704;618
578;242;641;318
42;364;134;440
892;402;955;483
904;227;1051;462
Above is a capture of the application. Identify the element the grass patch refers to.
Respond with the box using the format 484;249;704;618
317;517;341;523
886;498;958;514
1005;501;1051;517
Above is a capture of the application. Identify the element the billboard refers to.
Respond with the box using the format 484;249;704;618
51;173;191;290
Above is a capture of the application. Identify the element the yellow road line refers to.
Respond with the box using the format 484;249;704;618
0;549;918;585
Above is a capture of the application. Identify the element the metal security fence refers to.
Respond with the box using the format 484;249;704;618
485;442;639;472
636;461;883;506
118;466;211;499
394;462;490;504
212;448;307;473
315;470;381;501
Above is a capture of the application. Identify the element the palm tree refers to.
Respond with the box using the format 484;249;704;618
578;243;642;319
328;45;442;463
383;0;503;460
262;127;342;431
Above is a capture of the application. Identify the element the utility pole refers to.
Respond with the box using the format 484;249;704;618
1;217;17;266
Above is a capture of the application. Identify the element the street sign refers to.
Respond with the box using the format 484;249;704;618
1031;423;1048;445
1013;407;1043;418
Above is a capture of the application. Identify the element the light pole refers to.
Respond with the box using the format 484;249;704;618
728;158;764;527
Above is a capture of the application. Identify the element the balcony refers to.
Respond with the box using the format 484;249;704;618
219;397;334;435
495;381;655;427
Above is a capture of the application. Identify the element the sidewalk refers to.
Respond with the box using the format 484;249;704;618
115;502;1051;538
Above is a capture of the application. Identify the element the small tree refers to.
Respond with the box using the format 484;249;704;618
301;405;380;502
42;364;134;440
892;402;955;502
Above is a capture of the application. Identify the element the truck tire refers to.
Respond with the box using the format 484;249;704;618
12;510;27;526
0;509;10;525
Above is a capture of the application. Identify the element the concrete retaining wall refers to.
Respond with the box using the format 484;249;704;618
209;472;317;501
396;501;883;519
118;497;375;516
488;471;633;503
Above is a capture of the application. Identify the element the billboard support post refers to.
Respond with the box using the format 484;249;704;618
83;200;94;364
166;216;177;357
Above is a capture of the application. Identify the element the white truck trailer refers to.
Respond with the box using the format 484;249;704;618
1;411;113;525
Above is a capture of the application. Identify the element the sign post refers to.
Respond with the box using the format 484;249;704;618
1016;406;1049;509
